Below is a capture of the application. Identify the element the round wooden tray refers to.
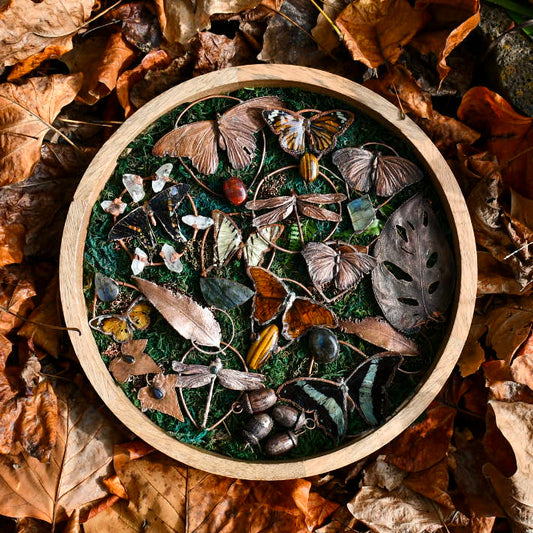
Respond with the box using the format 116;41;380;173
60;65;477;480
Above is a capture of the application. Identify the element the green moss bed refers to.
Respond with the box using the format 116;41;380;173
83;87;453;461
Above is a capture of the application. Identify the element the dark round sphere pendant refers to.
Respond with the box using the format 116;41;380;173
307;327;339;363
223;176;248;206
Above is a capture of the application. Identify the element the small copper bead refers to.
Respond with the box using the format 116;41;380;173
264;431;298;456
242;413;274;445
242;388;277;415
223;176;248;206
271;404;306;432
299;153;320;183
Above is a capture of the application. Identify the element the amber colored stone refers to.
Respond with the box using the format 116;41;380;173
223;176;248;206
299;153;319;183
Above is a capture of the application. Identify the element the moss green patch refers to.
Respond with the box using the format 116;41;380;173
84;86;453;461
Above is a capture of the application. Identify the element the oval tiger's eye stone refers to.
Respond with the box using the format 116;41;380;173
307;327;339;363
223;177;247;206
299;153;319;183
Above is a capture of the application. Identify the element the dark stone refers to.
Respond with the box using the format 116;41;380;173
307;327;339;363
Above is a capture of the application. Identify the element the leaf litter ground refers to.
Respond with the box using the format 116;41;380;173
84;86;453;460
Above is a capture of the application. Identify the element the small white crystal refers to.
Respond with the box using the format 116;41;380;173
131;247;148;275
101;198;127;216
160;243;184;273
181;214;214;230
123;174;145;203
152;163;173;192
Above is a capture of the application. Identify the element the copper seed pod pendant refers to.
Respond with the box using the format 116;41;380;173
299;153;320;183
271;404;306;432
242;388;277;415
223;176;248;206
242;413;274;445
264;431;298;456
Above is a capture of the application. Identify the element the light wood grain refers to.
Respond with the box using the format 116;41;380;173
60;65;477;480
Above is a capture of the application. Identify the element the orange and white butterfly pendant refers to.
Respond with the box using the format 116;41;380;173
247;266;337;340
262;108;354;182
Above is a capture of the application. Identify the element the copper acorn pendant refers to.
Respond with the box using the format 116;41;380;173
223;176;248;206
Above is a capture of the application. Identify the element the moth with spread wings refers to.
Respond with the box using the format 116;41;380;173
332;144;423;197
301;242;377;294
108;184;190;252
245;192;346;228
248;266;337;340
262;108;354;182
152;96;284;175
212;210;283;268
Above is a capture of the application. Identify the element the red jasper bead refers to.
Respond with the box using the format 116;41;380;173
223;177;248;206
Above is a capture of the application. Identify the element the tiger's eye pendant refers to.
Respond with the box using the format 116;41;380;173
223;176;248;206
246;325;279;370
299;153;319;183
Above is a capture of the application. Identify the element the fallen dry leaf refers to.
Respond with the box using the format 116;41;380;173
467;173;533;289
477;251;527;296
18;276;62;357
154;0;261;45
410;0;480;80
457;314;487;377
116;49;171;117
484;296;533;364
0;222;24;268
64;508;81;533
510;350;533;392
404;460;454;508
347;459;466;533
340;317;420;355
109;339;161;383
0;270;36;336
483;360;533;404
383;404;456;472
193;31;255;76
77;31;137;105
458;86;533;200
85;450;339;533
511;188;533;230
0;74;83;185
364;64;434;119
0;0;96;69
311;0;346;54
0;383;125;523
336;0;425;68
137;373;183;421
483;400;533;532
14;517;52;533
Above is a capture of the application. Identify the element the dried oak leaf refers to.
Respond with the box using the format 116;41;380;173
193;31;255;76
457;314;487;377
364;64;433;119
483;400;533;533
410;0;480;81
0;73;83;186
134;277;221;347
383;404;456;472
372;194;455;334
347;459;466;533
18;276;61;357
84;450;338;533
458;87;533;200
484;296;533;364
116;49;171;117
0;143;93;259
467;173;533;290
340;317;419;355
0;0;96;69
154;0;261;45
335;0;425;68
0;383;125;523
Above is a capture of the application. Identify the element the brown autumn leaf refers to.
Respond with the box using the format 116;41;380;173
64;508;80;533
0;223;24;268
14;517;52;533
483;360;533;404
467;172;533;289
364;63;434;119
0;270;36;336
18;276;61;357
483;400;533;532
404;459;453;508
347;459;467;532
137;373;183;421
76;30;137;105
340;317;419;355
0;383;125;523
335;0;425;68
0;73;83;186
154;0;262;45
410;0;480;81
383;404;456;472
484;296;533;364
510;345;533;392
511;188;533;230
116;49;171;117
458;87;533;199
457;314;487;377
477;251;527;296
134;277;221;347
193;31;256;76
0;0;96;70
311;0;346;54
109;339;161;383
85;449;339;533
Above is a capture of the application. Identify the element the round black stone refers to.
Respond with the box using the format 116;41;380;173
307;327;339;363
